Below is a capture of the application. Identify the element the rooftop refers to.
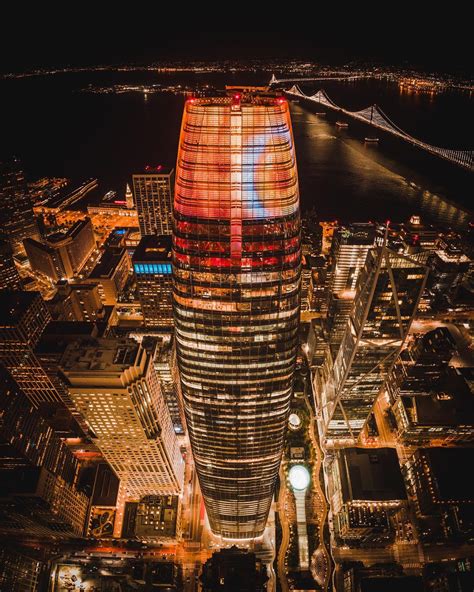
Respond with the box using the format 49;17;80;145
89;247;127;279
421;447;474;502
133;165;174;176
403;370;474;426
340;447;407;502
133;235;172;263
60;338;141;374
35;321;99;354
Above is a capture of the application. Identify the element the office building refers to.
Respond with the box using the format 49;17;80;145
52;281;104;322
133;235;173;327
423;557;474;592
342;564;425;592
0;548;48;592
404;447;474;543
404;447;474;515
0;362;88;539
87;247;130;305
60;338;184;498
328;447;407;545
327;223;377;294
0;466;88;538
133;166;174;236
142;335;185;435
0;365;80;484
0;158;39;252
428;234;471;311
393;367;474;444
387;327;457;402
0;238;23;290
201;546;268;592
319;245;428;443
325;223;377;350
173;92;301;538
24;217;95;282
0;291;71;410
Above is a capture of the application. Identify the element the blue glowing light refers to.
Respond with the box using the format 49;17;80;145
134;263;172;275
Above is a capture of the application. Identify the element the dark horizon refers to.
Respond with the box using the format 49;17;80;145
1;31;472;75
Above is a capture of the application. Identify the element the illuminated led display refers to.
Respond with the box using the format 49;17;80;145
173;93;301;539
134;263;172;274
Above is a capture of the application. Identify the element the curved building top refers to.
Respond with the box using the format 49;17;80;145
175;93;299;221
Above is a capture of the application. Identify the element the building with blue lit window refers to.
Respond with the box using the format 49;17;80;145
133;235;173;327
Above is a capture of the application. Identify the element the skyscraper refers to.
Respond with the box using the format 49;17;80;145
325;223;377;351
0;365;89;539
133;235;174;327
318;243;428;443
60;338;184;498
173;92;301;539
0;239;23;290
133;166;174;236
0;291;86;433
0;159;39;252
0;291;61;408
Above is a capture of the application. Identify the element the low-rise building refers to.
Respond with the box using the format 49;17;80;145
393;368;474;443
328;447;407;546
121;494;180;540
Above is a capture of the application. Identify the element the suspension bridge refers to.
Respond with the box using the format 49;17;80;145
269;73;369;84
281;82;473;171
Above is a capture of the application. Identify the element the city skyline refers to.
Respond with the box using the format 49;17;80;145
0;50;473;592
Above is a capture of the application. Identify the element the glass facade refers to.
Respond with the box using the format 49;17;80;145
133;168;175;237
173;93;301;539
320;246;428;443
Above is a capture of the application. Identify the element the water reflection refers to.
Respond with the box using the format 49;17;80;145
291;104;471;228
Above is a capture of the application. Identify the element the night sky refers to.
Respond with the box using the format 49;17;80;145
0;18;471;75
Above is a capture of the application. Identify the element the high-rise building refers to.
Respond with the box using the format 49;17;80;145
173;92;301;538
428;234;471;310
133;166;174;236
0;159;39;252
0;364;80;483
0;367;89;540
24;217;95;282
87;246;130;305
0;548;48;592
51;281;104;322
0;466;89;538
387;327;457;401
318;244;428;443
392;367;474;444
0;291;62;407
325;223;377;351
133;235;173;327
327;223;377;295
141;335;186;435
0;238;23;290
60;338;184;498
